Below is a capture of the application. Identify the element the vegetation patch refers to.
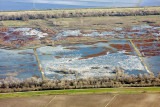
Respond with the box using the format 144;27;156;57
0;87;160;99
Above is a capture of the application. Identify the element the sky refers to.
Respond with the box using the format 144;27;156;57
0;0;160;11
138;0;160;6
1;0;140;6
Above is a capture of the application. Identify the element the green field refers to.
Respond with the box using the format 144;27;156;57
0;87;160;99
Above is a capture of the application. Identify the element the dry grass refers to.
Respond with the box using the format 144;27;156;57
2;20;30;26
1;6;160;29
1;7;160;16
0;6;160;22
2;15;160;29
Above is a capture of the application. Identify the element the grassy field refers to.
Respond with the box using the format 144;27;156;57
47;15;160;29
0;87;160;99
1;15;160;29
1;6;160;15
1;6;160;29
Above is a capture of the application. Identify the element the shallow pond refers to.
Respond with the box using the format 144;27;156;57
0;49;42;80
133;39;160;75
54;25;160;39
37;40;148;80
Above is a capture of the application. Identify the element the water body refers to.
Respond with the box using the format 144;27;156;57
0;48;42;80
36;40;147;80
0;0;159;11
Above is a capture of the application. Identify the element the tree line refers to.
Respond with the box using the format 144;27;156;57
0;10;160;21
0;67;160;93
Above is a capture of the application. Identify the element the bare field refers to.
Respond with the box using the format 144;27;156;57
48;94;113;107
0;96;54;107
108;94;160;107
0;94;160;107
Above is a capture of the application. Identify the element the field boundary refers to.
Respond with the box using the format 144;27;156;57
130;40;151;73
32;37;158;78
104;94;118;107
45;96;56;107
33;48;45;80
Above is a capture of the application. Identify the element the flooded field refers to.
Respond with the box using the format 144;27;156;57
0;25;159;80
133;39;160;74
55;25;160;39
0;27;48;48
36;40;147;80
0;49;42;80
0;25;159;48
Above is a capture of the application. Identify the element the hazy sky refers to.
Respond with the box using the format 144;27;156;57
0;0;160;11
1;0;160;5
1;0;160;6
3;0;140;6
5;0;139;2
138;0;160;6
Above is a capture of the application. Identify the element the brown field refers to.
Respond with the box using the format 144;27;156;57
1;15;160;30
108;94;160;107
0;94;160;107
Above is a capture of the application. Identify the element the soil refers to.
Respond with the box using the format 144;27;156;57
0;94;159;107
108;94;160;107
